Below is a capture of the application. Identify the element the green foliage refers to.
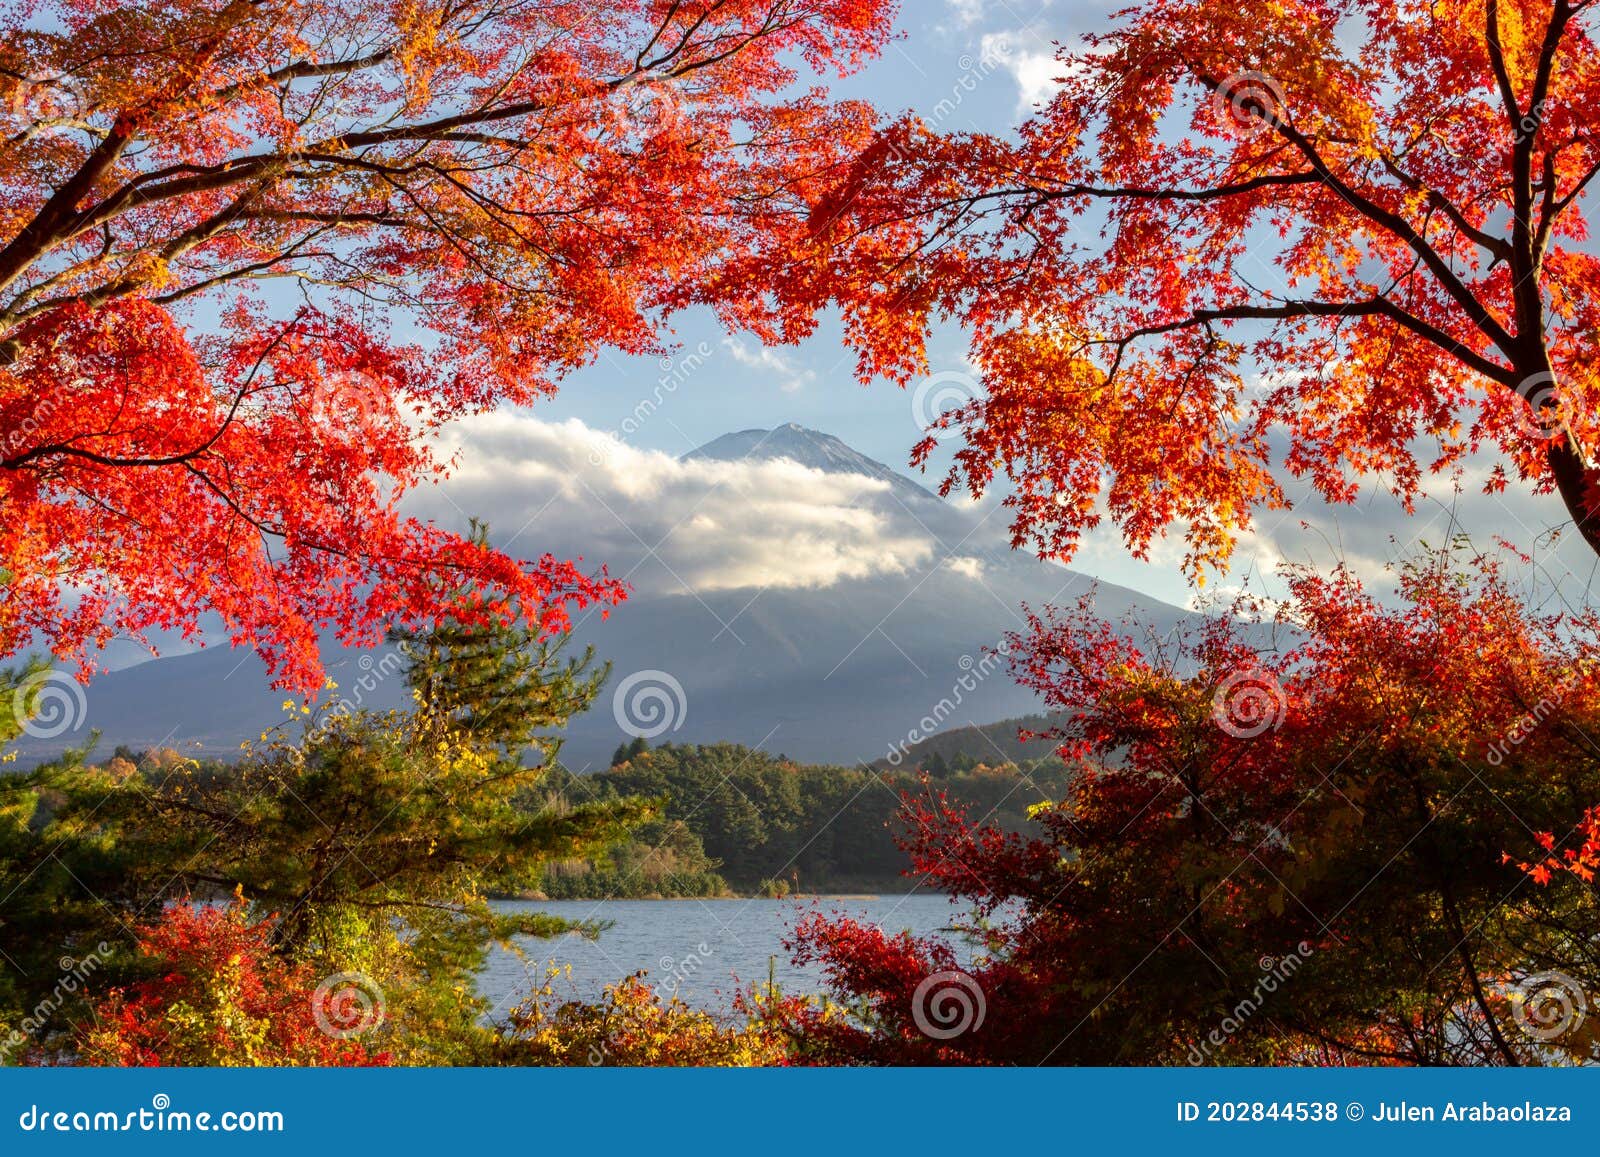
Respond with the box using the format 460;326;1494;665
490;969;791;1067
539;816;728;899
537;741;1075;895
882;712;1066;770
0;657;51;748
782;553;1600;1066
389;520;608;772
81;901;386;1067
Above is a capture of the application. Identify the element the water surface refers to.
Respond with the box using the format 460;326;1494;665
480;893;977;1017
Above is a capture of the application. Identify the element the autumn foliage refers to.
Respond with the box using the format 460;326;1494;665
784;553;1600;1065
495;970;791;1067
752;0;1600;569
82;901;387;1067
0;0;894;690
1516;806;1600;884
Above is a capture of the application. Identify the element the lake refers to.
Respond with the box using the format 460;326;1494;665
479;893;977;1019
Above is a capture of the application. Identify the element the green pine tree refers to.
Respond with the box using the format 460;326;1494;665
389;521;608;772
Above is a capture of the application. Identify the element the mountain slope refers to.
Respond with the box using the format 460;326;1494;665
867;713;1070;771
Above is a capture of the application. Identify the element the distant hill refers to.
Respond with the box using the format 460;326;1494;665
870;712;1072;771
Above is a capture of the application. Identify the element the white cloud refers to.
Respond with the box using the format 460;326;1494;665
719;337;815;393
945;555;987;581
978;30;1067;113
1059;434;1600;616
416;414;936;596
943;0;994;29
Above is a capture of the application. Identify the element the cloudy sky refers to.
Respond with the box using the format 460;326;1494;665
416;414;945;599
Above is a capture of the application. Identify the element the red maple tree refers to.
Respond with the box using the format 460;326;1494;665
81;901;388;1067
782;553;1600;1065
0;0;894;690
750;0;1600;572
1515;806;1600;883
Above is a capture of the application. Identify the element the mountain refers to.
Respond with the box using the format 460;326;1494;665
682;422;941;502
6;423;1197;770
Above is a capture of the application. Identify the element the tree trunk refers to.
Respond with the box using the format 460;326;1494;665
1546;440;1600;558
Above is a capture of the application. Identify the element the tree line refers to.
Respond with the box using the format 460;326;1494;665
534;742;1073;898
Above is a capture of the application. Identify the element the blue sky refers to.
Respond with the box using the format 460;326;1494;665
486;0;1248;603
533;0;1075;466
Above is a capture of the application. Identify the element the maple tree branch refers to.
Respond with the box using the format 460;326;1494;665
1253;107;1520;358
0;124;132;296
148;236;343;308
1098;297;1515;389
1;426;235;472
0;5;809;327
0;324;291;472
1499;0;1573;353
1545;442;1600;559
1440;885;1524;1066
1523;2;1574;273
1483;0;1523;128
1021;169;1322;205
1527;0;1572;134
207;46;397;106
914;153;1521;389
0;1;277;295
636;1;686;70
1547;156;1600;224
1377;154;1512;262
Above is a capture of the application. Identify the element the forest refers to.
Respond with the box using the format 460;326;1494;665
536;741;1071;898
